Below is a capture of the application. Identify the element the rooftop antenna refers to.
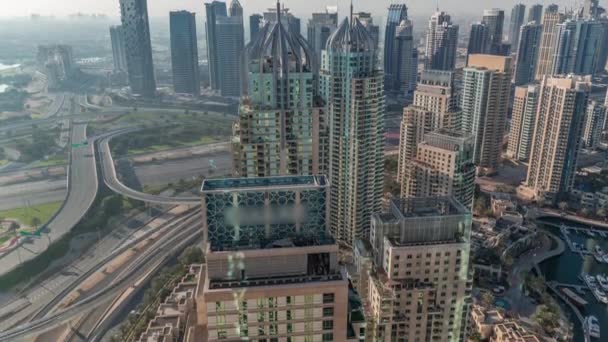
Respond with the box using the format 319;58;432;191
436;0;440;12
350;0;353;27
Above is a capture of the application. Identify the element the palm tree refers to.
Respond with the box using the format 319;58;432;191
558;201;568;212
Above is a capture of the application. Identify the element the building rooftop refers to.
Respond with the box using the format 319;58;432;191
393;196;469;218
201;175;327;193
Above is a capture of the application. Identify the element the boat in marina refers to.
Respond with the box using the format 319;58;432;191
603;254;608;264
584;274;598;289
588;230;597;237
584;315;601;339
561;288;589;307
597;274;608;292
594;245;604;262
594;288;608;304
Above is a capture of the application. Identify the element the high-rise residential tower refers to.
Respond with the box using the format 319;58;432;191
461;54;512;175
307;8;338;70
513;22;542;86
526;75;590;203
425;11;459;71
361;196;473;342
552;19;606;77
205;0;228;90
170;11;200;96
483;8;505;54
467;22;490;55
383;4;408;91
321;15;385;247
232;12;327;177
215;0;245;97
119;0;156;97
582;100;606;149
413;69;457;128
535;8;564;81
249;14;262;43
400;130;476;209
509;4;526;52
109;25;127;72
507;85;539;161
528;4;543;24
263;6;301;36
197;175;366;342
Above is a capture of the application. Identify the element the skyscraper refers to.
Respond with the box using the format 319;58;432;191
383;4;408;91
461;55;512;175
483;8;505;54
552;19;606;77
467;22;490;55
197;175;366;342
353;12;380;50
507;85;539;161
387;19;418;98
321;16;385;247
249;14;262;43
204;0;228;90
263;6;301;36
307;8;338;70
119;0;156;97
215;0;245;97
528;4;543;24
413;69;457;129
109;25;127;72
526;75;590;203
582;0;600;19
582;100;606;149
170;11;200;96
228;0;243;17
535;8;564;81
508;4;526;51
425;11;459;71
400;130;476;208
363;196;473;341
513;22;542;86
232;14;327;177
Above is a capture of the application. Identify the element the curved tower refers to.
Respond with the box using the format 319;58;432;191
321;15;386;247
232;2;328;177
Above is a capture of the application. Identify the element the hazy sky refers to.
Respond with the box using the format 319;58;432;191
2;0;574;19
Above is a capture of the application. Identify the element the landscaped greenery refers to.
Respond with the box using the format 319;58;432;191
0;201;62;229
0;189;143;291
14;127;60;163
110;246;204;342
0;89;28;112
0;73;33;88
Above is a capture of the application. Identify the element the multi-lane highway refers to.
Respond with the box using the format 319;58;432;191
98;131;200;205
0;211;202;342
0;123;98;275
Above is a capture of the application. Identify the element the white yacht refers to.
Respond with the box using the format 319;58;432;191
594;245;605;263
594;288;608;304
585;274;598;289
584;315;601;339
597;274;608;292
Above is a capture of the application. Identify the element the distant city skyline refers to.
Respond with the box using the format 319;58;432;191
2;1;577;19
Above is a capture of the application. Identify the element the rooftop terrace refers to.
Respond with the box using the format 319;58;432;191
201;175;327;193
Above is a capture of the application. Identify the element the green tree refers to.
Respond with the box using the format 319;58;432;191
102;195;124;216
596;208;606;219
481;291;495;308
532;304;560;335
558;201;568;212
30;217;41;229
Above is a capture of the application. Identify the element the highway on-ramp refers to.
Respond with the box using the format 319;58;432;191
98;131;200;205
0;123;98;276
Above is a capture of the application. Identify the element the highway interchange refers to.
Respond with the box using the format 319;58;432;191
0;92;231;340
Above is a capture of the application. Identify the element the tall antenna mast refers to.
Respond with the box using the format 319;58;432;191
350;0;353;27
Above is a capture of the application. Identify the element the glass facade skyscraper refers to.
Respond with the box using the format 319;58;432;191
383;4;408;92
205;0;228;90
170;11;200;96
119;0;156;97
